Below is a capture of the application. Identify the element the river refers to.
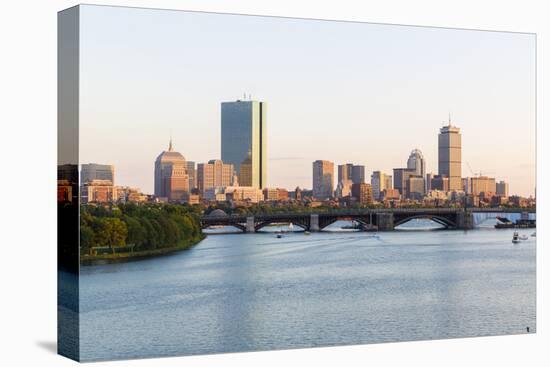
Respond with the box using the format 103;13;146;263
78;222;536;361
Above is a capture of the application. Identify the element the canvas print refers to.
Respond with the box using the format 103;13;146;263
57;4;536;362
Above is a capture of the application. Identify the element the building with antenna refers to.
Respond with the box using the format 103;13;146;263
154;139;189;201
438;115;462;191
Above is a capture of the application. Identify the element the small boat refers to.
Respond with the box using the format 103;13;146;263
276;234;283;239
519;234;529;241
531;232;536;237
512;231;520;244
304;231;311;235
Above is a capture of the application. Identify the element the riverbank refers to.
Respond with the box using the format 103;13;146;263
80;234;206;265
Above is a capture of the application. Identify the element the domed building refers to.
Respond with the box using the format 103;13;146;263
154;139;189;201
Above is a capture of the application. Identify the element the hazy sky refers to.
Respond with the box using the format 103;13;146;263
79;5;536;196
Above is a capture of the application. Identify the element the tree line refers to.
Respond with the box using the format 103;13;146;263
80;203;203;255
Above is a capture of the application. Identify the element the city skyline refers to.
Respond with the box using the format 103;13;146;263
79;5;535;196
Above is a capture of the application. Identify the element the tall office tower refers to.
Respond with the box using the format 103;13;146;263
154;139;189;201
351;165;366;184
438;118;462;191
393;168;415;197
186;161;197;191
312;160;334;199
197;159;234;194
371;171;392;201
81;163;115;185
407;149;426;178
338;164;353;182
338;164;365;184
221;99;267;189
496;180;509;197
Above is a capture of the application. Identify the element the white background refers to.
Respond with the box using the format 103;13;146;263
0;0;547;366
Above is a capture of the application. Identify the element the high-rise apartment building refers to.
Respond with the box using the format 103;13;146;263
197;159;234;194
438;119;462;191
154;140;189;201
221;99;267;189
312;160;334;199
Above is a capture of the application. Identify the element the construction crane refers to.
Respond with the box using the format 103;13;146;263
466;162;494;177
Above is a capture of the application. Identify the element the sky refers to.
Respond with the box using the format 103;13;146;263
79;5;536;197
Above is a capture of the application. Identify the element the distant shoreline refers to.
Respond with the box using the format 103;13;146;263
80;235;206;266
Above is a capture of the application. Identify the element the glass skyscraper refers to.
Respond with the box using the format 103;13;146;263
221;100;267;189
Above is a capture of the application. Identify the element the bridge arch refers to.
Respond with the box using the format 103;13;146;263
394;214;456;229
254;220;308;232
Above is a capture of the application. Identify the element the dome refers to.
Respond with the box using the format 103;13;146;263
209;209;228;217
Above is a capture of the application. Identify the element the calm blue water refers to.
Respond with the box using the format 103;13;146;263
78;223;536;361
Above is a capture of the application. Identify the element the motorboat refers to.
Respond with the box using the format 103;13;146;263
304;231;311;235
512;232;520;244
276;234;283;239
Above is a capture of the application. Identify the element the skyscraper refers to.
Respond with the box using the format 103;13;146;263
154;139;189;201
407;149;426;178
312;160;334;199
338;163;365;184
221;99;267;189
186;161;197;191
438;118;462;191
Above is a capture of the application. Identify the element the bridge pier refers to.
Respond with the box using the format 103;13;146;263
310;214;320;232
246;216;255;233
456;211;474;230
376;213;394;231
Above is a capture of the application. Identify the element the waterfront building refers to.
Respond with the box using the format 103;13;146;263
187;161;197;190
371;171;392;201
221;99;267;189
312;160;334;199
496;180;509;197
407;149;426;178
470;176;496;196
351;183;373;205
407;175;425;200
197;159;234;194
81;179;116;203
438;118;462;191
81;163;114;185
393;168;415;197
154;139;189;201
431;174;450;192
